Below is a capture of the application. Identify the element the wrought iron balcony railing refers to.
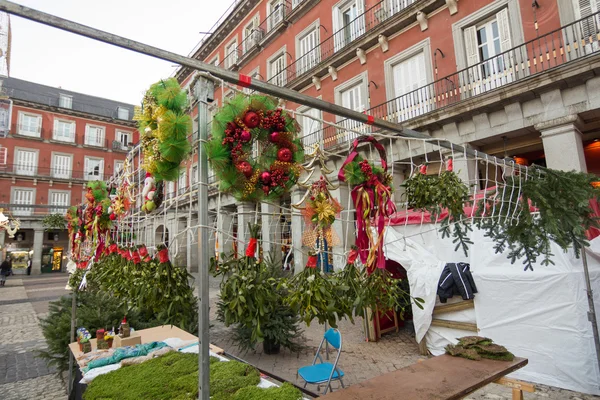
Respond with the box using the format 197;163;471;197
0;204;70;218
0;163;104;181
269;0;419;85
301;11;600;149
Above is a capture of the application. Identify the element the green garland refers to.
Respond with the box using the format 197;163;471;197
342;156;392;187
205;94;304;202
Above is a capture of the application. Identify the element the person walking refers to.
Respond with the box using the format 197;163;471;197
26;257;32;275
0;256;12;286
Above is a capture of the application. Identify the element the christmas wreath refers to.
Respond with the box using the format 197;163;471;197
206;94;304;202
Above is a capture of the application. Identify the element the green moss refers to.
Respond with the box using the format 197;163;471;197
84;353;257;400
232;382;303;400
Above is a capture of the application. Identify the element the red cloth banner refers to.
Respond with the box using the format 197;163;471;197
246;238;258;257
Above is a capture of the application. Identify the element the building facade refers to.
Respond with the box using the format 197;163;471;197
170;0;600;273
0;77;138;275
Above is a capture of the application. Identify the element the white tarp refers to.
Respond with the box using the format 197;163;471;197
383;224;600;395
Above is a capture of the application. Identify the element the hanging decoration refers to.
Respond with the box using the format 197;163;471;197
0;208;20;238
338;136;395;270
205;94;304;202
107;158;135;221
292;145;342;271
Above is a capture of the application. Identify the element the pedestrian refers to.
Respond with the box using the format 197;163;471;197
26;257;32;275
0;256;12;286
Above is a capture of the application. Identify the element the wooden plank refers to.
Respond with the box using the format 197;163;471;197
430;319;478;332
320;355;528;400
433;299;475;315
494;377;535;393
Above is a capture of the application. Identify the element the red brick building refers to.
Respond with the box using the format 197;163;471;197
174;0;600;271
0;76;138;274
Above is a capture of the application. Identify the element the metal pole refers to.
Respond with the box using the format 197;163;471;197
0;0;511;166
196;77;213;400
67;290;76;395
581;249;600;380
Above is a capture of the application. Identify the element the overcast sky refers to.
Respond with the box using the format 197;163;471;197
9;0;232;105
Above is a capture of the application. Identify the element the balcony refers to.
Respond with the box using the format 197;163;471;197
0;163;99;181
258;0;292;48
237;28;264;66
0;204;70;218
269;0;426;89
82;136;109;149
300;11;600;150
220;47;242;71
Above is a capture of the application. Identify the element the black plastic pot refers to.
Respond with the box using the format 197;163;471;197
263;338;281;355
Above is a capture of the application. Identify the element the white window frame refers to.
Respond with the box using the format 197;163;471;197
114;160;124;175
15;147;39;176
59;94;73;109
334;71;369;140
296;20;321;76
208;55;219;66
84;156;104;181
224;38;239;69
17;111;42;137
53;118;76;143
116;130;132;149
191;163;198;186
11;187;35;216
49;190;71;214
85;124;106;147
332;0;365;51
267;0;286;32
384;38;434;122
51;152;72;179
267;46;287;87
117;107;130;120
297;104;323;149
178;169;188;194
243;68;261;94
242;14;261;54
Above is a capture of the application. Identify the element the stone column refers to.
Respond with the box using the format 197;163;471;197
216;208;234;257
536;116;587;172
236;202;256;258
291;189;306;274
261;200;281;262
32;228;44;275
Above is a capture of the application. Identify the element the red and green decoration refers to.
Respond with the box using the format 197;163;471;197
339;136;395;270
206;94;304;202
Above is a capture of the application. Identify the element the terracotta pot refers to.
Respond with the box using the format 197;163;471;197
78;342;83;352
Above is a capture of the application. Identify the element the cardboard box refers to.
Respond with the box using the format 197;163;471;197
113;332;141;348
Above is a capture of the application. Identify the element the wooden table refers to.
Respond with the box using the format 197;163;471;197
68;325;222;367
320;355;528;400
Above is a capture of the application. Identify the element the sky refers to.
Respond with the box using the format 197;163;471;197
9;0;233;105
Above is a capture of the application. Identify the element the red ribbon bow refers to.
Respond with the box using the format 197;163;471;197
246;238;258;258
347;248;359;264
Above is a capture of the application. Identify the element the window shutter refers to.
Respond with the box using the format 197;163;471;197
464;25;480;67
333;8;341;50
356;0;366;35
0;147;5;165
577;0;595;18
496;8;512;52
84;158;89;176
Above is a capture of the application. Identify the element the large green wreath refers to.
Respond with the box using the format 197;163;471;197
205;94;304;202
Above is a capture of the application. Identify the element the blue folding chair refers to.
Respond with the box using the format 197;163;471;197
298;328;345;395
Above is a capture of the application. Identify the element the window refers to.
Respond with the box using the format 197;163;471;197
0;147;7;165
117;107;130;120
167;181;175;198
59;94;72;109
386;0;416;18
12;188;34;216
573;0;600;51
114;160;124;174
208;55;219;66
85;124;105;146
292;0;306;8
297;106;323;149
18;112;41;137
267;0;286;31
297;24;320;75
15;149;37;176
49;191;70;214
333;0;365;51
178;169;187;194
335;74;368;140
464;9;513;94
268;51;287;86
116;131;132;148
51;153;72;179
225;39;239;69
53;119;75;142
84;157;104;181
386;47;432;122
191;164;198;186
243;70;260;94
243;15;261;54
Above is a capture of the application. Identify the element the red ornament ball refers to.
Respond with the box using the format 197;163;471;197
277;148;293;162
269;131;280;143
109;213;117;221
236;161;253;178
262;185;270;194
243;111;260;129
261;171;272;184
240;130;252;143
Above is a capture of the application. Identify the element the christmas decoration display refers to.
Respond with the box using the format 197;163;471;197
107;158;135;221
140;173;164;213
137;78;192;183
205;94;304;202
293;145;342;269
339;136;395;270
0;209;20;238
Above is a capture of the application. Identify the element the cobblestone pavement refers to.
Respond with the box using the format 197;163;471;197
0;274;69;400
201;274;600;400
